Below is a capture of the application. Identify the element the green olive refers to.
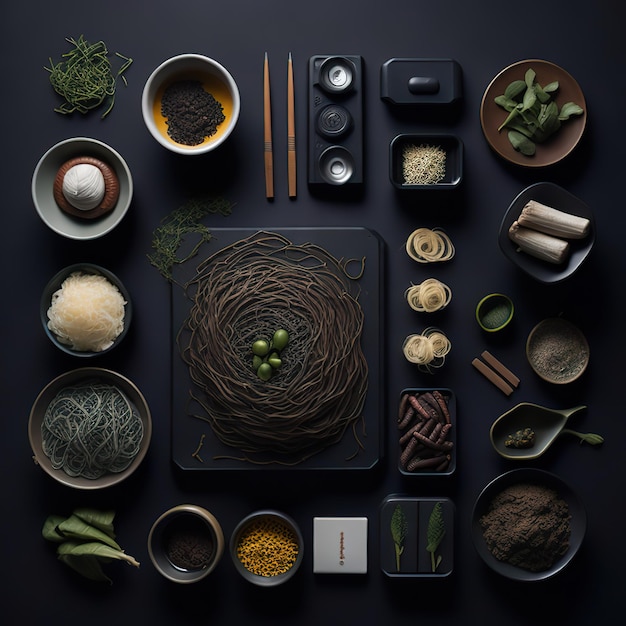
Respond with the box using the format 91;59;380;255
268;355;282;369
257;362;273;381
252;355;263;370
272;329;289;351
252;339;270;357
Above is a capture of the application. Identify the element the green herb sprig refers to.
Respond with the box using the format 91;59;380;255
494;68;583;156
426;502;445;573
42;508;139;584
45;35;132;118
390;504;408;572
147;195;234;282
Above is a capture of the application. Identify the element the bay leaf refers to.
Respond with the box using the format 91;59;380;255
559;102;584;120
504;79;526;100
508;130;536;155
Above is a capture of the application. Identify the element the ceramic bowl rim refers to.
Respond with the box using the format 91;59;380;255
475;293;514;332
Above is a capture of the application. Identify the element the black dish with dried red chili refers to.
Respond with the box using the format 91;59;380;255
397;388;456;476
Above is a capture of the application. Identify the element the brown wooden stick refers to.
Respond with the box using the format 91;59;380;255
472;357;514;396
264;52;274;199
481;350;520;388
287;52;296;198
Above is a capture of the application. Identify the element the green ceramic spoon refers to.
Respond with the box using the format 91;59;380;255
489;402;603;460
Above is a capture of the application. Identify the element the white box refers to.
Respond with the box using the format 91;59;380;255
313;517;368;574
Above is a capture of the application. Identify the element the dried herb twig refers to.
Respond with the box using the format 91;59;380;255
191;434;206;462
147;195;233;282
45;35;132;118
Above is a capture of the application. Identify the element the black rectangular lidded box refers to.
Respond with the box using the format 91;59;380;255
381;58;462;106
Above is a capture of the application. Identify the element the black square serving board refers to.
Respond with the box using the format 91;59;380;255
170;227;384;471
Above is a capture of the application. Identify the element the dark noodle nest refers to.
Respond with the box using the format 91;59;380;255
177;231;369;465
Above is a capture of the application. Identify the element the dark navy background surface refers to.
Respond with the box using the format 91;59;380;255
2;1;623;623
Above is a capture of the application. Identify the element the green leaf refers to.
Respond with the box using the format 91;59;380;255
57;541;140;567
58;554;112;584
73;508;116;539
497;104;522;132
559;102;584;120
504;79;526;100
494;95;518;111
426;502;446;573
42;515;68;542
536;101;561;140
534;83;552;103
521;85;537;112
57;515;122;551
505;121;535;138
494;67;581;158
508;130;536;155
391;504;408;571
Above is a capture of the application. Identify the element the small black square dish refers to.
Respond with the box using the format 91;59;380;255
380;495;454;578
390;134;462;190
397;388;456;476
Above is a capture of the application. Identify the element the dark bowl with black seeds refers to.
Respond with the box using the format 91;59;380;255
142;54;240;155
148;504;225;583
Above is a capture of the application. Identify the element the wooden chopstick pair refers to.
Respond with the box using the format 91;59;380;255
263;52;296;199
472;350;520;396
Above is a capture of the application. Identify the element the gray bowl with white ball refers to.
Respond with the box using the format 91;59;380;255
32;137;133;240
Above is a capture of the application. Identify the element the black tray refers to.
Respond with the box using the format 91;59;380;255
170;227;384;471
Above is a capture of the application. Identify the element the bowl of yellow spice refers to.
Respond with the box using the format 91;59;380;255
230;510;303;586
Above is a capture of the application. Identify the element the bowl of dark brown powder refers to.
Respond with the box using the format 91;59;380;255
471;468;586;581
142;54;240;155
148;504;225;583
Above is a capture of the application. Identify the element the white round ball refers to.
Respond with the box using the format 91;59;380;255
62;163;106;211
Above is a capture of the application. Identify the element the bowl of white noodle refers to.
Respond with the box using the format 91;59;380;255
41;263;131;357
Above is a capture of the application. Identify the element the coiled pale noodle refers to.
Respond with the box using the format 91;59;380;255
402;327;451;372
405;227;455;263
177;231;369;465
41;381;144;479
405;278;452;312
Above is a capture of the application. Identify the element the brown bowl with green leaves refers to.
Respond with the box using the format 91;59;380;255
480;59;587;167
